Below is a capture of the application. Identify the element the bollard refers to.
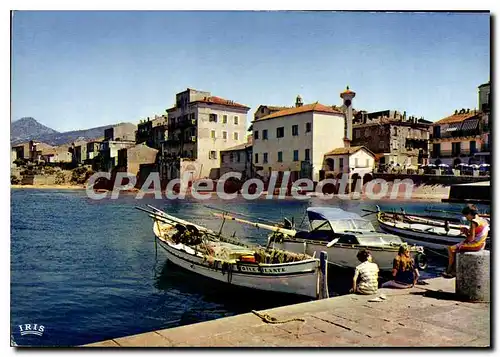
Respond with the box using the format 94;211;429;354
319;251;329;299
456;250;490;302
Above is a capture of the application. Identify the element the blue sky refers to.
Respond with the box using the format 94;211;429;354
11;11;490;132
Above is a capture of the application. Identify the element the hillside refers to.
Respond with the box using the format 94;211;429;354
11;117;59;143
11;118;118;146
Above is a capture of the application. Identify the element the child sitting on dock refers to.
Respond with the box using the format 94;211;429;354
351;249;379;295
382;245;419;289
443;204;490;278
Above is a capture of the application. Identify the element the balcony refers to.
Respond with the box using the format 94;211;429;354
430;149;477;158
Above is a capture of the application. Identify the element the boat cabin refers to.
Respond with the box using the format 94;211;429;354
294;207;403;246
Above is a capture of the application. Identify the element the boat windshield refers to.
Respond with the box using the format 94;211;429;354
330;219;375;232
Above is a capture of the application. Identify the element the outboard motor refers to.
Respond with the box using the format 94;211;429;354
415;252;428;270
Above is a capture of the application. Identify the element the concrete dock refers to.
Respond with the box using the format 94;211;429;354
85;277;490;347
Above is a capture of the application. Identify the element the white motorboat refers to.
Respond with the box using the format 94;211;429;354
266;207;427;272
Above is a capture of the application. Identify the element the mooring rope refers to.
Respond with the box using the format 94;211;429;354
251;310;305;324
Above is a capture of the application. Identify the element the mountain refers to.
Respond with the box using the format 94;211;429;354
11;118;117;146
11;117;59;143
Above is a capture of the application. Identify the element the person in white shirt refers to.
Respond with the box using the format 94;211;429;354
351;249;379;295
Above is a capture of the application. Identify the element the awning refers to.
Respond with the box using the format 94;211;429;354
461;119;479;131
306;207;363;221
445;122;462;132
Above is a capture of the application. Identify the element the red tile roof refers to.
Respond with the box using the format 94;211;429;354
221;142;252;152
255;103;343;121
166;96;250;112
433;111;480;125
193;96;250;109
325;146;374;157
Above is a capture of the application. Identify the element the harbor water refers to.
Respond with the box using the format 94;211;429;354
10;189;487;346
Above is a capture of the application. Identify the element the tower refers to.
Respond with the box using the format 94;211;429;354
340;86;356;147
295;95;303;107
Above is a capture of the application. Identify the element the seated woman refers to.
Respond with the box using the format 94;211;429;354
350;249;379;295
382;245;419;288
442;204;490;278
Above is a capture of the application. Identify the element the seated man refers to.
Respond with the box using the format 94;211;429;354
351;249;379;295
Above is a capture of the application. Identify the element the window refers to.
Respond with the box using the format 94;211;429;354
222;131;227;140
452;142;461;156
433;126;441;139
305;149;310;161
254;153;259;163
190;113;195;119
237;152;241;162
211;130;216;139
222;115;228;124
230;153;234;162
366;158;370;167
306;122;311;133
254;130;259;140
355;158;359;167
293;150;299;161
263;129;268;140
209;151;217;160
277;151;283;162
233;132;239;140
292;125;299;136
234;116;239;125
209;114;218;123
355;129;361;139
470;140;477;154
432;143;441;158
276;127;285;138
339;158;344;169
263;153;268;163
379;141;385;149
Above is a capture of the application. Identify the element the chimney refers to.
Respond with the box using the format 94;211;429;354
295;95;303;107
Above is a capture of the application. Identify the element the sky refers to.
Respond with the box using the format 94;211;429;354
11;11;490;132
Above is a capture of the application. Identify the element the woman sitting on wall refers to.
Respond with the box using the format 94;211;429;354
442;204;490;279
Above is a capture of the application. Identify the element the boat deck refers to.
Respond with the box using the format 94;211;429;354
85;277;490;347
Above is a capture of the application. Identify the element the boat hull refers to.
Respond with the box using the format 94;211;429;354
271;240;419;271
378;222;464;251
155;236;320;299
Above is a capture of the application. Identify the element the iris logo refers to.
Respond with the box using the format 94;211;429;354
18;324;45;337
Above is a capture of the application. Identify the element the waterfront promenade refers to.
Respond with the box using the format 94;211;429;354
85;277;490;347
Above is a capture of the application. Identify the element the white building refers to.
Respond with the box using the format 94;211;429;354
251;96;346;182
323;146;375;180
161;88;250;180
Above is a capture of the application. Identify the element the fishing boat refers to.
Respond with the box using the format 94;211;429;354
376;207;490;251
213;206;427;272
137;205;328;299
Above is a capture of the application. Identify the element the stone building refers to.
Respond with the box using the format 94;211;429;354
136;115;168;150
104;123;137;142
251;95;346;182
160;88;250;180
351;110;431;167
117;143;159;176
429;81;491;166
219;137;253;179
254;105;293;121
70;140;88;165
429;109;486;166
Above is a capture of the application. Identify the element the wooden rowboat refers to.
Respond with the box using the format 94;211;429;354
137;205;328;300
376;207;490;251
